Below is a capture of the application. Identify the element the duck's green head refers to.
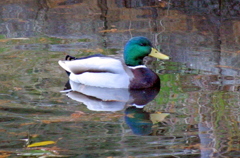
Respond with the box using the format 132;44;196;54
124;36;169;66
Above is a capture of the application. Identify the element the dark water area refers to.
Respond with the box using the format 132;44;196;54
0;0;239;157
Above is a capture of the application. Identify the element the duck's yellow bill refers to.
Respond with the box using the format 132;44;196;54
149;48;169;60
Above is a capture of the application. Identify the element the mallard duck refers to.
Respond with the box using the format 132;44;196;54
58;36;169;89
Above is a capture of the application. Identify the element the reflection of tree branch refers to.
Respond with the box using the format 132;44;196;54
155;0;170;48
98;0;108;25
35;0;49;21
128;20;132;38
35;0;49;34
98;0;108;48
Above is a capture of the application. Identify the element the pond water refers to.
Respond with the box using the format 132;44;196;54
0;0;239;157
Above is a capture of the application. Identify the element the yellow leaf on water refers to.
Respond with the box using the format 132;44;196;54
150;113;169;124
27;141;56;148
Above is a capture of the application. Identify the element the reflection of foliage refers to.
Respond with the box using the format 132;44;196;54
143;61;239;155
211;92;240;151
158;73;184;104
0;36;90;45
144;73;187;112
0;47;9;53
0;34;5;39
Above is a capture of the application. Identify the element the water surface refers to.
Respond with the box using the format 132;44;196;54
0;0;239;157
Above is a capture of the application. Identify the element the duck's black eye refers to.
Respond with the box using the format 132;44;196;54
140;43;147;46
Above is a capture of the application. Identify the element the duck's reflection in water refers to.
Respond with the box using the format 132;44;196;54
62;80;169;135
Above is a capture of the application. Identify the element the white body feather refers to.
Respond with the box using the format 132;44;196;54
58;57;133;88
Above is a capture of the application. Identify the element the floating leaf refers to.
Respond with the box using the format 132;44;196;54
27;141;56;148
70;111;86;118
99;29;117;33
99;29;134;33
13;87;22;91
150;112;169;124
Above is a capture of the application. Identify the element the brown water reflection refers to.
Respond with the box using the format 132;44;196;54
0;0;239;157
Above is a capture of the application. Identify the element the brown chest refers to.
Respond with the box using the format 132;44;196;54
129;68;160;89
